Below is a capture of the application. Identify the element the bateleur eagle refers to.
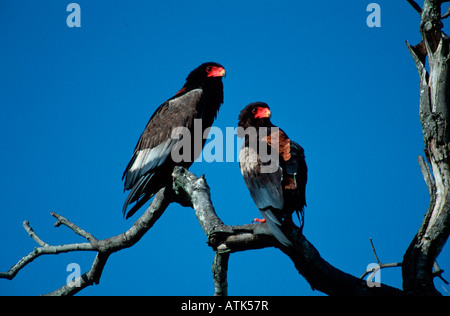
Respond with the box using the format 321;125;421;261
122;62;226;219
238;102;307;246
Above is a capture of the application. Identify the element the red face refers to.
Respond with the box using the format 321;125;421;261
206;65;226;78
252;107;271;119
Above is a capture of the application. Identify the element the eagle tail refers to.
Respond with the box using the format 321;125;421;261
260;208;293;247
123;173;155;219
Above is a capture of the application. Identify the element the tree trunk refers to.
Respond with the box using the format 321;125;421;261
403;0;450;296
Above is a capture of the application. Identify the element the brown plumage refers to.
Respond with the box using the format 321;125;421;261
238;102;307;246
122;62;226;219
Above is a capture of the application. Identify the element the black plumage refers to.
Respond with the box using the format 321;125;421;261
122;62;226;218
238;102;307;246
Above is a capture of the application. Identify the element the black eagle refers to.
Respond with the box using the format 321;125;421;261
122;62;226;219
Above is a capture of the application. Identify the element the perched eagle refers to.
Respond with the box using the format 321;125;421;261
122;62;226;219
238;102;307;246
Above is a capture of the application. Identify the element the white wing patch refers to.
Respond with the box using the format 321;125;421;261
129;139;174;172
124;138;176;189
123;88;204;191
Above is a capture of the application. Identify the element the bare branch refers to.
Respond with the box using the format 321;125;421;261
0;188;173;295
23;220;50;247
407;0;423;14
172;167;403;296
441;7;450;19
1;166;406;296
43;252;111;296
433;261;449;285
360;263;403;281
212;252;229;296
0;242;94;281
172;168;224;238
51;212;98;245
358;238;402;280
370;238;382;265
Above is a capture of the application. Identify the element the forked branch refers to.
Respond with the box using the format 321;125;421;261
1;167;403;296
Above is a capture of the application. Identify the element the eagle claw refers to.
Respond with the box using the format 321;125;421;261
253;218;266;224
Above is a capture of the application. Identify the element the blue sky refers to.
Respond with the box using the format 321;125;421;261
0;0;448;295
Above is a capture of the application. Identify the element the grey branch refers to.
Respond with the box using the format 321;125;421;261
442;7;450;19
23;220;50;247
1;166;404;296
44;252;110;296
404;0;450;296
0;188;172;295
433;261;449;285
212;252;230;296
0;220;94;281
51;212;99;244
359;238;402;280
171;167;403;296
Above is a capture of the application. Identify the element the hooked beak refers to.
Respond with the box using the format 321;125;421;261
255;108;271;119
207;66;226;78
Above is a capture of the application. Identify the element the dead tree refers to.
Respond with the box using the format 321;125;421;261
0;0;449;296
404;0;450;296
0;167;404;296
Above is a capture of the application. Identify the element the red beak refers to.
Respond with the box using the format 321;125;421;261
207;66;226;78
255;108;271;119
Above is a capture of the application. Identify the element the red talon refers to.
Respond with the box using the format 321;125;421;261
253;218;266;223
